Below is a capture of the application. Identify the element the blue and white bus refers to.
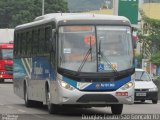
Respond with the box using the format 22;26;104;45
13;13;135;114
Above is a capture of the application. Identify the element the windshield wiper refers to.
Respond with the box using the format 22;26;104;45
135;79;143;81
98;40;119;75
140;71;145;80
77;39;92;72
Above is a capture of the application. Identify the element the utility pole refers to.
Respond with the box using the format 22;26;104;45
113;0;118;15
42;0;44;15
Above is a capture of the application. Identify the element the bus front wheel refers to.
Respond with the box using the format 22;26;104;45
111;104;123;115
46;88;59;114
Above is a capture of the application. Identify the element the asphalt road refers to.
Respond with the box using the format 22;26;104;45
0;80;160;120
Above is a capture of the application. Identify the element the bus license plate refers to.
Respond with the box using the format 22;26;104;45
136;93;146;96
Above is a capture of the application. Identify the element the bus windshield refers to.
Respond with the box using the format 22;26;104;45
58;25;133;72
1;49;13;60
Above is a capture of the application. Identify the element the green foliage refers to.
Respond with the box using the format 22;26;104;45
0;0;68;28
150;52;160;66
137;29;151;58
138;10;160;66
157;76;160;81
135;54;143;68
141;11;160;53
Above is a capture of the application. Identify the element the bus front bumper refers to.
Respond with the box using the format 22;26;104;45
52;83;134;106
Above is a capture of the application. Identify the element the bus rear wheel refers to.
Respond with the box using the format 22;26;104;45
46;88;59;114
111;104;123;115
24;83;34;107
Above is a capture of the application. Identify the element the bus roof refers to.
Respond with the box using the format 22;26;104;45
34;13;130;21
15;13;131;30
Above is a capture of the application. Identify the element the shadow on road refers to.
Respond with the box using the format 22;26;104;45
56;107;111;116
16;104;113;116
0;82;13;84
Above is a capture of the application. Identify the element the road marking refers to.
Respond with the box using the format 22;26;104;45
7;106;14;109
7;106;26;113
32;114;44;119
17;109;26;113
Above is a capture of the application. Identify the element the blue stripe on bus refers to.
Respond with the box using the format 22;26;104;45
13;58;27;80
14;57;56;81
63;76;77;87
84;76;131;90
31;57;55;80
63;76;131;91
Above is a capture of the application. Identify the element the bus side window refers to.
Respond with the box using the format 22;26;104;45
27;31;32;56
39;28;45;54
32;30;34;55
32;29;38;55
37;29;40;53
26;31;29;56
45;26;52;53
22;32;26;56
19;33;23;56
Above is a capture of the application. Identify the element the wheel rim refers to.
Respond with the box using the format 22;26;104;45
47;90;51;110
24;87;28;104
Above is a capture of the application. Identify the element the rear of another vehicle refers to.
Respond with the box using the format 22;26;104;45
135;69;158;104
0;43;13;83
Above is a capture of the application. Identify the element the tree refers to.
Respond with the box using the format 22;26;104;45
150;52;160;66
0;0;68;28
138;10;160;66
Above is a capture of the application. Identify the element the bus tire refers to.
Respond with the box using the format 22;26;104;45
0;79;4;83
46;87;59;114
152;99;158;104
141;100;145;103
24;82;34;107
111;104;123;115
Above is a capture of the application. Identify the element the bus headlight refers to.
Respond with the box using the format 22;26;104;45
120;81;134;90
59;80;75;91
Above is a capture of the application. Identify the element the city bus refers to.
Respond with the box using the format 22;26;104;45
0;43;13;83
13;13;135;114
